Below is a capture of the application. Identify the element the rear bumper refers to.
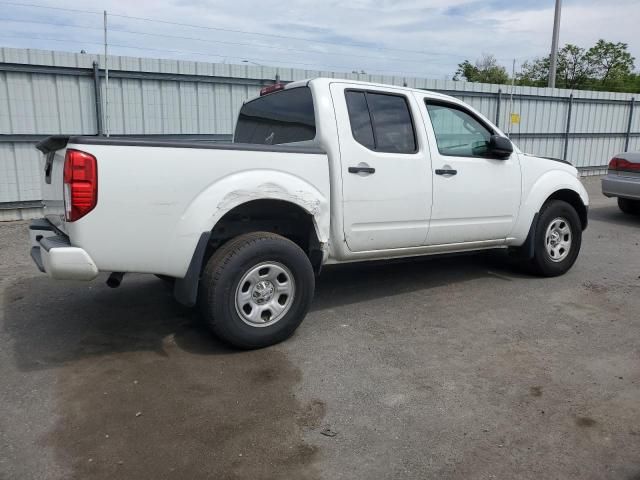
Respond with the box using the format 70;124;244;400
602;174;640;200
29;219;99;280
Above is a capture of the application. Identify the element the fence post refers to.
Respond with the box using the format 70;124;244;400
92;61;104;136
563;93;573;161
625;97;635;152
495;89;502;128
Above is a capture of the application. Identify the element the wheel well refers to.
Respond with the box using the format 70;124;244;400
546;189;588;230
208;199;323;272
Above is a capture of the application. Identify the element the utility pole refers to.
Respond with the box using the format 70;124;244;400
104;10;110;137
548;0;562;88
508;59;516;136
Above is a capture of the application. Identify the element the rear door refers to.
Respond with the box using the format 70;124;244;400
418;97;521;245
330;83;432;252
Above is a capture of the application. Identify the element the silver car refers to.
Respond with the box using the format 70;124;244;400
602;152;640;214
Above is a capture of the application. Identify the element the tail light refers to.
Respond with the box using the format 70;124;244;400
609;156;640;173
608;157;621;171
63;149;97;222
260;83;285;96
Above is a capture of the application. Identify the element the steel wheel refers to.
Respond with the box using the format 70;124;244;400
544;217;572;262
235;262;296;327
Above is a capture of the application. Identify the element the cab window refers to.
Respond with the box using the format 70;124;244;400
345;90;417;154
425;101;493;157
234;87;315;145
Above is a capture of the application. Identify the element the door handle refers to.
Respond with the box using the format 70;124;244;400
348;166;376;174
435;169;457;176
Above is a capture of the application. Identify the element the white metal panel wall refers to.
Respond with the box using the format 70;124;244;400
517;137;565;160
1;47;638;219
98;79;261;135
512;98;568;134
0;48;100;208
0;143;42;202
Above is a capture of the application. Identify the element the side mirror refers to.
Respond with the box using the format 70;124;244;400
488;135;513;159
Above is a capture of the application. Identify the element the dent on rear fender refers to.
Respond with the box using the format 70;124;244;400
216;182;329;243
166;172;330;277
217;182;322;216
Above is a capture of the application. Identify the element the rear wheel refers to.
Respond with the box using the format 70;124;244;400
199;232;314;349
618;197;640;215
527;200;582;277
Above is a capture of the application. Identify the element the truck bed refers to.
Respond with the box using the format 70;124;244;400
34;135;330;279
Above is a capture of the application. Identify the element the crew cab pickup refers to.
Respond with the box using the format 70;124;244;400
30;78;589;348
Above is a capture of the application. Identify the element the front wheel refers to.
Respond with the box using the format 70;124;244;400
199;232;315;349
527;200;582;277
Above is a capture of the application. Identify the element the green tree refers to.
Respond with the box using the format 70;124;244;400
517;44;593;89
584;39;635;89
517;56;549;87
454;41;639;92
557;44;592;89
453;54;509;84
626;73;640;93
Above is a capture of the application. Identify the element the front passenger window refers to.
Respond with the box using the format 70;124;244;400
425;102;492;157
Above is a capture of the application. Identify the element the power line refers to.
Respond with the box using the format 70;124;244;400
0;17;456;65
0;33;440;77
108;12;452;57
107;28;453;66
0;0;460;58
0;1;101;15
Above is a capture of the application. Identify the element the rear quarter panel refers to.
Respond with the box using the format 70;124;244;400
64;143;330;277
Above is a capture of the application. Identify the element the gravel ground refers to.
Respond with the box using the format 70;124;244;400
1;176;639;480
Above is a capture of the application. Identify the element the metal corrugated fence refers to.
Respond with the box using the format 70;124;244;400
1;47;638;220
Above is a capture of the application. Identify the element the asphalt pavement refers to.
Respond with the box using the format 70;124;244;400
1;176;639;480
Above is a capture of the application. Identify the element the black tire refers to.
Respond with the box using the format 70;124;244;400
199;232;315;349
528;200;582;277
618;197;640;215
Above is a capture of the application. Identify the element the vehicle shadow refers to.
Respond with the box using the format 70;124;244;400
588;204;640;228
3;249;525;371
2;274;229;371
312;250;527;312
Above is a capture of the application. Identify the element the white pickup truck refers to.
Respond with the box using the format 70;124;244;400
30;78;589;348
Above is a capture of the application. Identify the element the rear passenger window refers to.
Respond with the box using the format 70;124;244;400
344;90;416;154
345;91;375;150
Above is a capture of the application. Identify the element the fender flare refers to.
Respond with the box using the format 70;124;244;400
510;170;588;249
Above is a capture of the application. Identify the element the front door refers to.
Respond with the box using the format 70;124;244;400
330;84;432;252
419;98;521;245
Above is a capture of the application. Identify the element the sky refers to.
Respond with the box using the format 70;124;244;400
0;0;638;79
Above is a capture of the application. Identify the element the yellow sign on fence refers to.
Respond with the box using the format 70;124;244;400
510;113;521;124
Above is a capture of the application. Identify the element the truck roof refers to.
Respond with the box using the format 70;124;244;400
288;77;460;103
245;76;504;138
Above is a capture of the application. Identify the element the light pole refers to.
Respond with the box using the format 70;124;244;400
548;0;562;88
103;10;109;137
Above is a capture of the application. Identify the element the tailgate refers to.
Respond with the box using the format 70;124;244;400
36;136;69;233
